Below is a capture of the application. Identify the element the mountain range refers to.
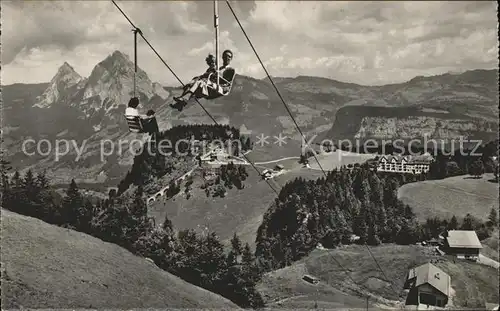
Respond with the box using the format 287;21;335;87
2;50;498;186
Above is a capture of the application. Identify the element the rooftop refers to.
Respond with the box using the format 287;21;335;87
378;153;434;164
446;230;482;249
407;262;450;297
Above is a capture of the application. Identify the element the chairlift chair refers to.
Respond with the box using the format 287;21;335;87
205;68;236;100
125;114;145;133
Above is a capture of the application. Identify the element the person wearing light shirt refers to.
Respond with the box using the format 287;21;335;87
125;97;159;136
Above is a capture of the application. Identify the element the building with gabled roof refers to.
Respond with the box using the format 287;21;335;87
404;262;451;307
444;230;482;260
377;152;434;174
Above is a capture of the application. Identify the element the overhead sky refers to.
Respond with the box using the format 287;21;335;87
2;1;498;86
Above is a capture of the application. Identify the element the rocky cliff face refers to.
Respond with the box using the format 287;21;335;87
32;50;171;129
354;116;495;140
324;106;498;146
77;51;162;119
33;62;85;108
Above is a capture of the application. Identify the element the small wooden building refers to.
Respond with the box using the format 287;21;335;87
404;262;450;307
444;230;482;260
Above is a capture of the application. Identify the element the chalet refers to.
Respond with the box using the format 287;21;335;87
404;263;451;307
444;230;482;260
377;152;434;174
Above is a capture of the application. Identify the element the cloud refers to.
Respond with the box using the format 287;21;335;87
188;42;214;57
2;1;498;86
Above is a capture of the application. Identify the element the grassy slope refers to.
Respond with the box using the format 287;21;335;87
307;150;377;170
259;244;498;309
397;173;498;222
149;162;326;247
436;258;499;307
481;230;499;261
257;261;374;309
149;168;280;247
1;209;239;309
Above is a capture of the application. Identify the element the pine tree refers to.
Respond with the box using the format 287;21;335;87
8;171;29;215
461;213;474;230
368;172;384;208
36;170;50;190
241;243;261;283
367;222;381;246
227;233;243;266
0;151;11;191
199;232;227;289
22;169;39;217
61;179;84;228
376;205;389;242
396;219;418;245
448;215;458;230
78;198;94;234
356;216;368;244
125;186;152;248
0;153;12;210
487;208;498;227
469;159;485;178
133;224;179;272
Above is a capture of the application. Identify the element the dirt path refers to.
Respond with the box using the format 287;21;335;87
255;157;300;165
478;254;500;269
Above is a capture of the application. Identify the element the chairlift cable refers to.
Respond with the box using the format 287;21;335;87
214;0;220;91
225;0;400;300
111;0;280;196
133;27;140;98
225;0;329;180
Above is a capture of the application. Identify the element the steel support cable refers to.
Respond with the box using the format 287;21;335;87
225;0;329;180
225;0;401;302
110;0;280;197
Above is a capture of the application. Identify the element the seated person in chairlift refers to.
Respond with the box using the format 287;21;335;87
125;97;159;136
171;50;235;111
189;53;217;85
170;53;217;109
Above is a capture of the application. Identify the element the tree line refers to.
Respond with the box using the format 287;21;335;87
1;167;264;308
420;210;497;242
254;162;498;272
